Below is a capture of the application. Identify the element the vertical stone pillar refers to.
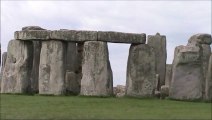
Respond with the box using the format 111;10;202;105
65;42;80;95
80;41;113;96
187;34;211;99
147;33;167;89
30;41;41;93
1;40;33;93
165;64;172;87
126;44;156;97
39;40;66;95
0;52;7;91
206;54;212;100
170;45;203;100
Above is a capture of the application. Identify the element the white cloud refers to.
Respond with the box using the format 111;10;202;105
1;1;211;86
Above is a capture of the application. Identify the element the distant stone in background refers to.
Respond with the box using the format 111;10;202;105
39;40;66;95
206;54;212;100
114;85;125;97
30;41;41;93
65;42;80;95
147;33;167;89
165;64;172;87
1;40;33;93
22;26;46;31
80;41;113;96
170;45;203;100
76;43;84;93
126;44;156;97
187;33;212;99
0;52;7;91
160;85;169;99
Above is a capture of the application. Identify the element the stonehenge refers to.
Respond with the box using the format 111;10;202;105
1;26;211;101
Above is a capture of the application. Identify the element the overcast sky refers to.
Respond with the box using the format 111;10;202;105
1;1;211;86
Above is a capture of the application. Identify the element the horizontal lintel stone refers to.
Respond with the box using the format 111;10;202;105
14;30;50;40
97;31;146;44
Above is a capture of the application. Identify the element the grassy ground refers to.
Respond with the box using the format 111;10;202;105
0;94;211;120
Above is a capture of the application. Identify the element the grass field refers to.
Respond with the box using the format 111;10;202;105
0;94;211;120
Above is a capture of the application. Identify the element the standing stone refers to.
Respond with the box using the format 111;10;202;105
76;43;84;92
30;41;41;93
206;54;212;100
1;40;33;93
80;41;113;96
147;33;167;88
187;34;211;99
65;42;80;95
39;40;66;95
0;52;7;91
165;64;172;87
126;44;156;97
170;45;203;100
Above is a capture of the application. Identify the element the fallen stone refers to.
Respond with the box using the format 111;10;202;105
170;45;203;100
80;41;113;96
147;33;167;88
39;40;66;95
126;44;156;97
1;40;33;93
205;54;212;100
114;85;125;97
98;31;146;44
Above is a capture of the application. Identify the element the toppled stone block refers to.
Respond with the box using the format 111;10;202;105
113;85;125;97
39;40;66;95
98;31;146;44
1;40;33;93
126;44;156;97
80;41;113;96
147;33;167;88
170;45;203;100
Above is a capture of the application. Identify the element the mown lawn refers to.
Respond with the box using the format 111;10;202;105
0;94;211;120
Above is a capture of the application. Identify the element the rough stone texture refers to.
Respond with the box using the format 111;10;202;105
187;34;212;99
50;30;97;42
170;45;203;100
165;64;172;87
160;85;169;99
113;85;125;97
147;33;167;88
65;42;80;94
22;26;46;31
98;31;146;44
15;30;50;40
206;54;212;100
155;74;160;91
80;41;113;96
188;34;212;45
1;40;33;93
39;40;66;95
0;52;7;91
76;43;84;92
30;41;41;93
126;44;156;97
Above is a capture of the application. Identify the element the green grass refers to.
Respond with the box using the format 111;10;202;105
0;94;211;120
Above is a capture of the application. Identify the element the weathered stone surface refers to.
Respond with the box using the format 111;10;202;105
126;44;156;97
188;34;212;45
170;45;203;100
160;85;169;99
22;26;46;31
65;42;80;94
50;30;97;42
30;41;41;93
80;41;113;96
15;30;50;40
76;43;84;92
1;40;33;93
206;54;212;100
147;33;167;88
39;40;66;95
165;64;172;87
0;52;7;91
113;85;125;97
98;31;146;44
